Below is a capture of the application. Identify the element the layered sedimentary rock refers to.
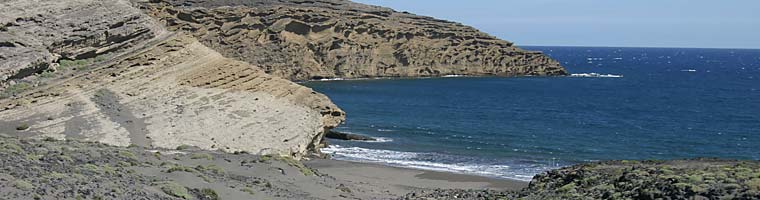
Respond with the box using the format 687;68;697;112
0;0;166;84
0;33;343;158
140;0;568;81
0;0;343;158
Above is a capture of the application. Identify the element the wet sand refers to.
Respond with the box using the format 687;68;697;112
306;159;528;196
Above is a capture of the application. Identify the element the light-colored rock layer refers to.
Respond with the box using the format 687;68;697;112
0;34;343;158
141;0;568;81
0;0;344;158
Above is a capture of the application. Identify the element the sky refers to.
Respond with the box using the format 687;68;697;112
352;0;760;49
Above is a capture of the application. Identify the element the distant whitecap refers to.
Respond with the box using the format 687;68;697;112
569;73;623;78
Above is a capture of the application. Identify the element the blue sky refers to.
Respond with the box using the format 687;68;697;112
353;0;760;49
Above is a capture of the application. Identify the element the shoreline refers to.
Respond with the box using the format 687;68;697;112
305;158;528;195
297;74;573;83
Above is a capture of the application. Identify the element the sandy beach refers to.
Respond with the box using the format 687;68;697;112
306;159;528;196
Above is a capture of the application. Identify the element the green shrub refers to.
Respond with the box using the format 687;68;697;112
198;188;219;200
166;165;196;173
259;154;274;162
59;59;89;69
2;82;31;98
558;183;577;193
25;154;43;161
81;164;102;174
13;180;34;191
2;143;24;153
274;155;314;176
190;153;213;160
102;165;117;174
748;178;760;191
687;175;704;183
39;70;55;78
119;151;138;160
158;181;192;199
241;187;256;196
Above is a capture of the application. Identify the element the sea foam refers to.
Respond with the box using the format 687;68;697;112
322;145;556;181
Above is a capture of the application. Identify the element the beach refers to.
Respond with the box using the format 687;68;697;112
306;159;528;196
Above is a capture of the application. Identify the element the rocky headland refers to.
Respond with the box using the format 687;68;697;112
139;0;568;80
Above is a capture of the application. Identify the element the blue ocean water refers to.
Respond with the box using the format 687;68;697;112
303;46;760;181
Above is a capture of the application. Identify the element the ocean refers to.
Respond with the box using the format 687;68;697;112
303;46;760;181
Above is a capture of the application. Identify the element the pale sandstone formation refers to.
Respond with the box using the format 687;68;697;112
0;34;343;158
0;0;343;158
140;0;568;81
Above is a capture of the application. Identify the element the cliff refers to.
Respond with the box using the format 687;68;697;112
0;0;343;158
0;0;165;87
140;0;568;81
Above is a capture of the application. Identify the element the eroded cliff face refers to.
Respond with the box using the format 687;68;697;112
0;0;166;84
140;0;568;81
0;0;343;158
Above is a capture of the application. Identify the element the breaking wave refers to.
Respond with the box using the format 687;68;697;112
322;145;559;181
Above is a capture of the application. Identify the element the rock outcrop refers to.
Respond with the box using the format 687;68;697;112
521;159;760;199
402;159;760;200
325;130;375;141
0;0;343;159
0;0;166;85
139;0;568;81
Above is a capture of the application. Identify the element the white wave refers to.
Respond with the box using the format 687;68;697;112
570;73;623;78
322;145;555;181
681;69;697;72
443;74;465;78
365;137;393;143
377;129;395;132
317;78;345;81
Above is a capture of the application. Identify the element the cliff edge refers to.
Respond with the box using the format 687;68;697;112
140;0;568;81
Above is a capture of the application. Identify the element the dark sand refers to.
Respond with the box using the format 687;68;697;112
306;159;528;196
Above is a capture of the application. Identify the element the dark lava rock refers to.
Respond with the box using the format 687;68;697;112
325;130;376;141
